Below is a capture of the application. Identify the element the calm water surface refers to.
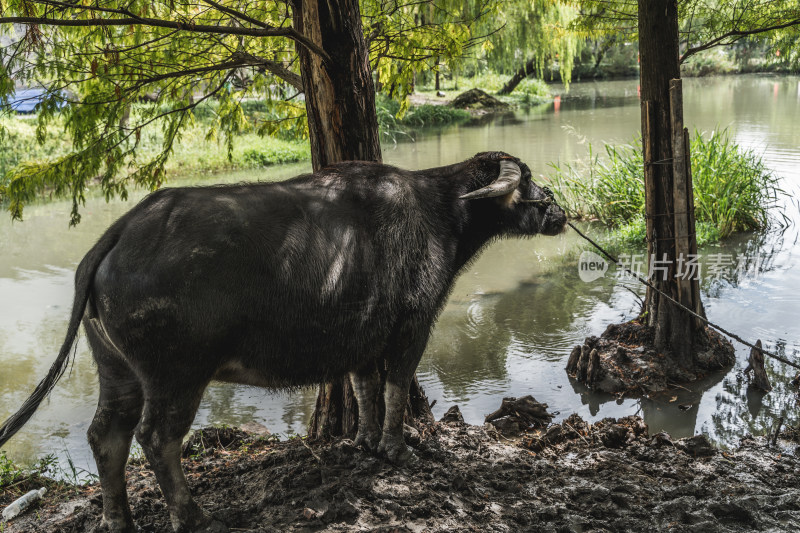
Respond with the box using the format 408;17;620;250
1;75;799;475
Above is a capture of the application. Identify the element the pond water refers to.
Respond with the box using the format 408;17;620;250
1;75;799;476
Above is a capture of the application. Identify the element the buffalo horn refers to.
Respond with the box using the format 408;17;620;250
459;160;521;200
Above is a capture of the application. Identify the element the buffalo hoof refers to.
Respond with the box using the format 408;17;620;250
174;514;228;533
190;517;228;533
90;519;135;533
378;438;417;466
354;429;381;452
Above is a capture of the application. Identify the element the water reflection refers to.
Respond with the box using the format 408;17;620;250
2;75;800;474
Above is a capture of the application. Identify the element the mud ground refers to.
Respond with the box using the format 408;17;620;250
3;414;799;532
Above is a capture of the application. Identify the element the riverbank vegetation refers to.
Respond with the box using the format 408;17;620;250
548;129;785;247
0;450;88;509
0;111;310;181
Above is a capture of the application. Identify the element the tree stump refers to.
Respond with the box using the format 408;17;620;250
484;395;553;435
308;374;433;440
744;339;772;392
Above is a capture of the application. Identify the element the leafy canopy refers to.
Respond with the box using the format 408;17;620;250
0;0;497;223
573;0;800;63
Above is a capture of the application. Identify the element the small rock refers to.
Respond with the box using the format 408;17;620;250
489;417;523;436
600;424;630;448
302;507;317;520
650;431;673;447
403;424;421;445
240;421;270;436
679;434;716;457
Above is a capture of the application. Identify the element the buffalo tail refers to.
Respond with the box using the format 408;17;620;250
0;223;122;448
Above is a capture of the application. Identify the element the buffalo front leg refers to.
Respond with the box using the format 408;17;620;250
378;320;431;464
349;364;381;451
135;386;226;533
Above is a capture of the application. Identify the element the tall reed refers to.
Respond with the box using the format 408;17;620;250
547;129;784;245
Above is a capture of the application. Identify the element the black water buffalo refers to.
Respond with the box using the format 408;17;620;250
0;151;565;532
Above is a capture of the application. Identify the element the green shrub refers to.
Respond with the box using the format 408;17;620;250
547;129;783;246
241;143;308;167
401;104;470;127
681;51;737;77
374;96;471;144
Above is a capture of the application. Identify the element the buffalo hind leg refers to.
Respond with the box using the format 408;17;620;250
135;385;226;533
349;364;381;451
86;322;143;533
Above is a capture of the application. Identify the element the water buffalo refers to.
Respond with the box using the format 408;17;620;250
0;151;566;532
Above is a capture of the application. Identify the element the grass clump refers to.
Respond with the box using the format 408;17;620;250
0;450;92;508
375;96;471;145
548;129;783;246
376;96;470;129
401;104;470;127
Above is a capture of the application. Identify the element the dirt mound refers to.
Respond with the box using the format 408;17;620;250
4;415;800;532
450;89;509;110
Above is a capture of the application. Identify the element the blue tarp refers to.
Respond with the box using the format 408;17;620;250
8;89;65;114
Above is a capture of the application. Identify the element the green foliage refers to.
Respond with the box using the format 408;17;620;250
547;129;783;246
681;49;737;76
573;0;800;70
401;105;470;127
375;95;471;144
483;0;583;86
241;143;309;167
415;72;551;106
365;0;501;99
1;0;493;223
0;450;94;494
0;113;310;202
549;141;645;226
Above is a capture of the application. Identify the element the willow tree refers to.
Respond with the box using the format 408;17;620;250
488;0;582;94
573;0;800;372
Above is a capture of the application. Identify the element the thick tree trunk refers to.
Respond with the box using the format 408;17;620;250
638;0;705;367
293;0;432;439
293;0;381;169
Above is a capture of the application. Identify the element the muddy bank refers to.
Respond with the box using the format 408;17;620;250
3;414;799;532
567;321;736;395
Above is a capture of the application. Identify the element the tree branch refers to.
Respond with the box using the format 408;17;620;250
232;52;303;91
0;15;332;64
681;18;800;62
201;0;270;29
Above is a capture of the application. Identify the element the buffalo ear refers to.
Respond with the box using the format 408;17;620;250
459;160;521;201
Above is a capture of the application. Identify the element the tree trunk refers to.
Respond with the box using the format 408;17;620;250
638;0;705;367
293;0;432;439
293;0;381;169
498;58;537;95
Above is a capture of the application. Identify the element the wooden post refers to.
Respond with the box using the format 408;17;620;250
669;79;693;315
683;128;707;328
